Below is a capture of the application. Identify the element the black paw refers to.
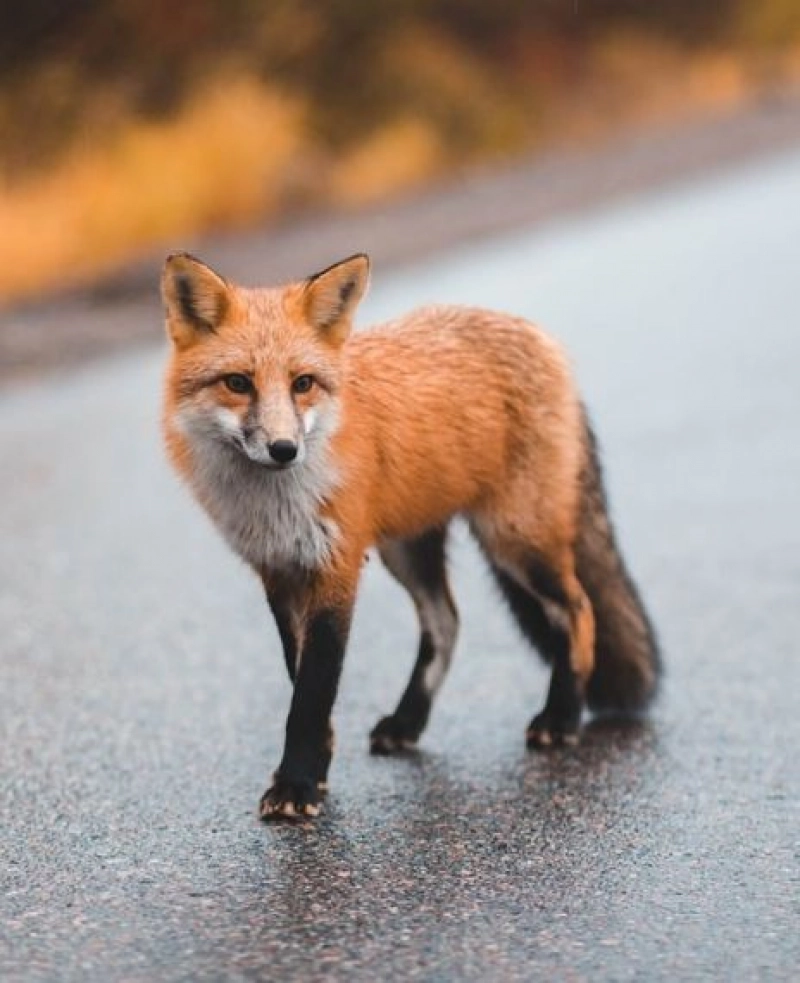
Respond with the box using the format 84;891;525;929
526;711;581;750
258;774;322;821
369;714;421;755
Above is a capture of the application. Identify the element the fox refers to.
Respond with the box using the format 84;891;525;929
161;251;660;821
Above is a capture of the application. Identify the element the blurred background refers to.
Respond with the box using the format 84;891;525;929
3;6;800;976
1;0;800;309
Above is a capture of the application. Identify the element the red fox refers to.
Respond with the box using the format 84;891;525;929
161;252;660;820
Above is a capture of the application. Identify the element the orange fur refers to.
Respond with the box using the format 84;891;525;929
163;265;583;579
161;252;659;819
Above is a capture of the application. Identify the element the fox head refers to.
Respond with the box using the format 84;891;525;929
161;253;369;471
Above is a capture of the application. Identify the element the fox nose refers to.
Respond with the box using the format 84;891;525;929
268;439;298;464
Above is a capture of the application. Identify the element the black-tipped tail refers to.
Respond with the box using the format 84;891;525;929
577;418;661;713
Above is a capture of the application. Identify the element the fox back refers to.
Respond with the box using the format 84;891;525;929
162;252;582;565
161;252;659;821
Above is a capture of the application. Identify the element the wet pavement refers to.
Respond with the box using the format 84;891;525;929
2;147;799;980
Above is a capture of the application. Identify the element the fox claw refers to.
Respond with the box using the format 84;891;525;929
369;715;420;755
259;777;321;821
526;713;580;750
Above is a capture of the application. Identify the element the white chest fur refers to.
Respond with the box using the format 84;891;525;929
186;440;339;571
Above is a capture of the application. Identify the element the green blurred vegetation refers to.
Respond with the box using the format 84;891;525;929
1;0;799;300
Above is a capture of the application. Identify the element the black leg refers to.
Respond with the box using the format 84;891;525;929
489;557;585;748
262;574;304;683
371;529;458;754
259;603;352;820
269;595;299;683
371;630;437;753
490;566;556;662
525;628;583;748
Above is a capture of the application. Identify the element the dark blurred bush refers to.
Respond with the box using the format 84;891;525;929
1;0;786;177
1;1;798;300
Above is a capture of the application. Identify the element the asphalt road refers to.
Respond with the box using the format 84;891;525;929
2;148;800;981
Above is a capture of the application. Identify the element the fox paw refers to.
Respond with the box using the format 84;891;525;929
258;775;321;821
369;715;421;755
526;712;581;750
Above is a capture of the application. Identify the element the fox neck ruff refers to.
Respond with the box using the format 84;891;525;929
183;436;340;571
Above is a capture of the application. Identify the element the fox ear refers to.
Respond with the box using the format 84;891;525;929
161;253;230;347
302;253;370;343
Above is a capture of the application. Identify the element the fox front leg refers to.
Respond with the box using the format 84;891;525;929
262;573;306;683
259;579;356;821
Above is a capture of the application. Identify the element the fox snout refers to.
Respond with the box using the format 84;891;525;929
243;431;304;468
162;251;358;481
225;387;305;468
266;439;299;464
239;421;305;468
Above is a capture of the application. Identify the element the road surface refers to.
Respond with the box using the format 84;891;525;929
2;147;799;981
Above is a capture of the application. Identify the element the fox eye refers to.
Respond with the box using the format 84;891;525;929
223;373;253;395
292;374;314;394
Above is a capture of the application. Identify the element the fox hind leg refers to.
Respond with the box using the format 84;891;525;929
523;563;594;748
480;528;595;748
371;527;458;754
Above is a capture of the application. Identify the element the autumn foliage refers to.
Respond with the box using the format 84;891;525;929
1;1;799;301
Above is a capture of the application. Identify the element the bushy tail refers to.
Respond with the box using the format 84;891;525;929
577;417;661;713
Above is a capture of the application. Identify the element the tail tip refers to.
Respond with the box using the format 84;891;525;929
586;643;661;715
